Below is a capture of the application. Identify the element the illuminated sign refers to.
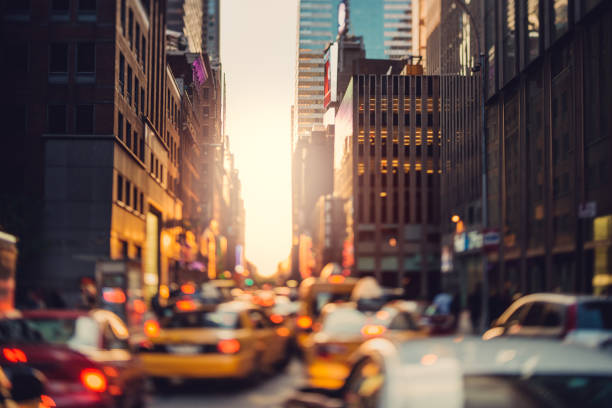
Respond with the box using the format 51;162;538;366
192;58;207;86
453;230;484;253
324;43;339;109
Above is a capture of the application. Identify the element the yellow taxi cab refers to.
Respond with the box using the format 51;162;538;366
296;275;358;352
303;301;427;390
139;300;290;384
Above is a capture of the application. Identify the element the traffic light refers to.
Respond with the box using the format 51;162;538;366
245;278;254;287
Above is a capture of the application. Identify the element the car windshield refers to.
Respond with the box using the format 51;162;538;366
0;319;43;343
578;302;612;330
161;310;241;329
465;375;612;408
321;308;367;335
315;292;352;316
24;317;100;349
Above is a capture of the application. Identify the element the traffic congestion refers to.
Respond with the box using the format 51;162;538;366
1;256;612;407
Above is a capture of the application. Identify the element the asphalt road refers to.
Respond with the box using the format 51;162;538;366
150;359;305;408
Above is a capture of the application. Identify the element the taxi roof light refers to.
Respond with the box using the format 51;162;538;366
361;324;386;337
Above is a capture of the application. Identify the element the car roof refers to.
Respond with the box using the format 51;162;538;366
391;336;612;376
517;293;612;305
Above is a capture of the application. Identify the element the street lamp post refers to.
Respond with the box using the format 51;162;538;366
451;0;489;333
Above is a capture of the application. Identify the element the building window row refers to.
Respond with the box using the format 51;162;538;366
50;0;96;21
117;110;144;161
150;152;165;185
47;104;94;134
116;172;144;215
119;52;145;116
48;42;95;78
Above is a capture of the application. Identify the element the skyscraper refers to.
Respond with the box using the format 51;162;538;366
203;0;220;68
292;0;413;279
293;0;413;144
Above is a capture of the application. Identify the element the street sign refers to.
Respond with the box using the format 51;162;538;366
578;202;597;219
483;229;500;251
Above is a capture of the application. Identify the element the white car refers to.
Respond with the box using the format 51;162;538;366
286;336;612;408
483;293;612;349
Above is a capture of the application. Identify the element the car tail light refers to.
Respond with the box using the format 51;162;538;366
181;283;196;294
297;316;312;330
133;299;146;314
80;368;107;393
276;327;290;337
217;339;240;354
176;299;196;311
102;288;126;304
270;314;284;324
3;348;27;363
144;319;160;338
565;303;577;334
40;395;57;407
361;325;386;337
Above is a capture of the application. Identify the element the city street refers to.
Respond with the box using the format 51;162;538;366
150;359;304;408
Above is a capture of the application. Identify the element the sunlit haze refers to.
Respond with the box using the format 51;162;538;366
220;0;298;277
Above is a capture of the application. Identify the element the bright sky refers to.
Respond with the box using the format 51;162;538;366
220;0;298;276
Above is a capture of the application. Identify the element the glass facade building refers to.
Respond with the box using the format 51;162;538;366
294;0;413;143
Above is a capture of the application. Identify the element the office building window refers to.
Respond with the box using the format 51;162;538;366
125;180;131;207
139;134;145;161
126;122;132;148
117;174;124;202
526;0;540;63
503;0;517;82
119;52;125;94
76;42;95;73
139;192;144;213
134;78;140;110
48;105;66;133
551;0;569;41
77;0;96;19
49;43;68;73
141;36;146;65
133;185;138;210
140;88;145;114
75;105;94;134
135;24;140;56
51;0;69;14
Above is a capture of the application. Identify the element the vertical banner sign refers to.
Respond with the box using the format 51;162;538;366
324;52;331;108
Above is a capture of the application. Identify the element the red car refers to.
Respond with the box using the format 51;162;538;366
20;309;147;408
1;315;114;407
